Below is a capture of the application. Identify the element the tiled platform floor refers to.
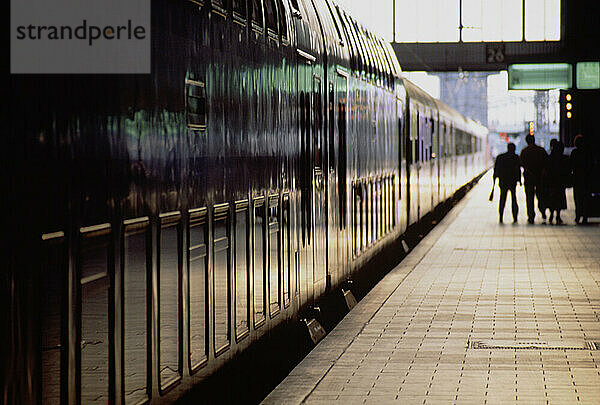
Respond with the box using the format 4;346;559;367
263;172;600;404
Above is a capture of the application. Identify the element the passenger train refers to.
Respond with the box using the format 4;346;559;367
5;0;488;403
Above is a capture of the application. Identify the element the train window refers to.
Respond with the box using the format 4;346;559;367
250;0;263;30
365;182;370;247
264;0;278;34
328;83;335;170
158;212;182;389
186;77;206;131
378;38;394;86
375;180;380;241
406;129;412;164
79;224;111;405
212;0;227;16
358;183;365;253
234;201;249;339
336;8;357;71
253;196;266;326
386;177;391;232
338;95;347;230
328;3;345;47
313;77;322;168
352;20;370;76
188;208;208;370
232;0;247;20
361;26;375;78
391;175;396;228
282;194;291;306
380;179;386;237
123;218;150;403
213;204;230;354
371;181;376;244
367;32;384;82
41;231;65;405
364;182;370;247
351;184;358;256
277;0;287;39
268;195;280;316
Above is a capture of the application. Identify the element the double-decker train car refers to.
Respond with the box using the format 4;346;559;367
4;0;488;404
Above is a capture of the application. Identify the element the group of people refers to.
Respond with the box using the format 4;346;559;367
492;134;593;224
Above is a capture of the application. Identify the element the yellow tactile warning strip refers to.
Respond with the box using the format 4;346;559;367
263;171;600;404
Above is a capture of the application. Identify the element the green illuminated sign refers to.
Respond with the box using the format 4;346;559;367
508;63;572;90
576;62;600;89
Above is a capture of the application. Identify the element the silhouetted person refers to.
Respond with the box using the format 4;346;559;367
570;134;593;224
494;143;521;223
542;140;569;224
520;135;548;224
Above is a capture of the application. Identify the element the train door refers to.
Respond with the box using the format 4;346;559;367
327;69;349;280
298;53;314;307
312;75;328;297
326;81;338;289
398;97;407;233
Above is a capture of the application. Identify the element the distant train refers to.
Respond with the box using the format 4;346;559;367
5;0;488;403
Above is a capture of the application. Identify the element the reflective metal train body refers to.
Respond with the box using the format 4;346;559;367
5;0;488;403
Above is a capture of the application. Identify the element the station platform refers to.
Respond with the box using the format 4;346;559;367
263;172;600;404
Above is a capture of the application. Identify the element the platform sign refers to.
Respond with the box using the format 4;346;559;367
576;62;600;89
508;63;572;90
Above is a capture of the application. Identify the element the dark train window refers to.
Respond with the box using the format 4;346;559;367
213;204;230;354
374;180;380;241
186;78;206;130
158;212;182;390
336;8;357;70
391;175;396;228
232;0;247;20
79;224;112;404
41;231;65;405
188;208;207;371
329;83;335;170
267;195;280;316
282;194;291;307
277;0;287;39
338;97;347;229
250;0;263;30
234;201;249;339
370;181;375;245
123;217;150;403
212;0;227;16
264;0;278;34
380;179;385;238
253;196;266;326
362;182;368;250
313;77;322;168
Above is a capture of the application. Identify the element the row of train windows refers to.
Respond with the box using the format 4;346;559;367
195;0;288;39
408;134;483;163
40;194;291;404
351;174;396;258
334;6;396;87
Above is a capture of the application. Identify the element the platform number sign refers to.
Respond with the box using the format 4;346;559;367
486;44;505;63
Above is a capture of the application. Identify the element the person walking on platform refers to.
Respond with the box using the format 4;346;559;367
493;142;521;223
520;135;548;224
542;140;569;224
570;134;593;224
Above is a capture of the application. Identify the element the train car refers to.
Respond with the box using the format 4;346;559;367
4;0;488;404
